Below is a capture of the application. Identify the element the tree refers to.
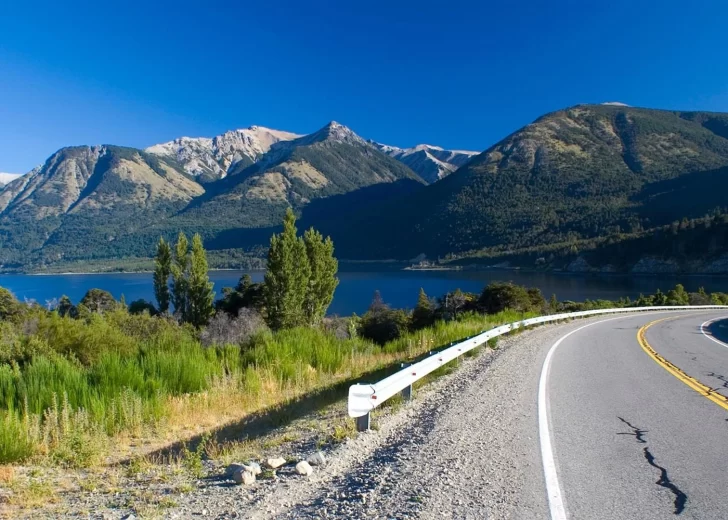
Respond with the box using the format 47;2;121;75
264;209;311;330
57;295;78;318
653;288;668;306
186;233;215;327
411;288;435;330
80;289;117;314
129;299;158;315
478;282;533;314
666;284;689;306
358;292;409;345
215;274;265;316
153;237;172;314
0;287;21;321
549;294;559;313
303;227;339;326
171;232;190;320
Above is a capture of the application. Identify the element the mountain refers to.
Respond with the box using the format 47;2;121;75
0;146;203;266
0;173;22;186
0;122;425;269
330;105;728;264
174;121;424;229
145;126;302;182
374;143;477;183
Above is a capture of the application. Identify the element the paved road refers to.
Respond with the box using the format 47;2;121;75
243;310;728;519
548;311;728;519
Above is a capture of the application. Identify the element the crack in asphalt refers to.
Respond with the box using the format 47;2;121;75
643;447;687;515
617;416;647;443
617;417;687;515
705;371;728;390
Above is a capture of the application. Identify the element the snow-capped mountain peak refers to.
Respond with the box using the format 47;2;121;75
145;126;302;180
373;142;478;183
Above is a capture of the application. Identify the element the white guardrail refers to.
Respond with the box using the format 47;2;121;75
348;305;728;430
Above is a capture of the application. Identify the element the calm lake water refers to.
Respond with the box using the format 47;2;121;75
1;270;728;316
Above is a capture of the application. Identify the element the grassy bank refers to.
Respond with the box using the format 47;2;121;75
0;305;527;466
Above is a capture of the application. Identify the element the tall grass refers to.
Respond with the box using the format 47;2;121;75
0;307;530;465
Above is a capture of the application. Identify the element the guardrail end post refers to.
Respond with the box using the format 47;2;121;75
356;413;371;432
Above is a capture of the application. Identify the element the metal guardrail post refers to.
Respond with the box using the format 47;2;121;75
400;363;412;401
356;412;371;432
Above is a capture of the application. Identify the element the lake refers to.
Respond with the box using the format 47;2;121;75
1;270;727;316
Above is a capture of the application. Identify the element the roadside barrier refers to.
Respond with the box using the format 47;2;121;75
348;305;728;430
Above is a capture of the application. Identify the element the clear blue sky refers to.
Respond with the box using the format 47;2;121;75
2;0;727;173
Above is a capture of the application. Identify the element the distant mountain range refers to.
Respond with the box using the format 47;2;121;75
373;143;477;183
2;104;728;273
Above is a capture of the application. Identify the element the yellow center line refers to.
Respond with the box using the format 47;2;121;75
637;317;728;412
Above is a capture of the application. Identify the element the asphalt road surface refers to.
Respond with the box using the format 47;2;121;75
547;311;728;519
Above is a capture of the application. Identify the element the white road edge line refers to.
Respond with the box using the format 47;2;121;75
538;316;627;520
700;317;728;349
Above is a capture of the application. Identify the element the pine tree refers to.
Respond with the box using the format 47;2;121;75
303;227;339;326
549;294;559;313
411;288;434;330
153;237;172;314
171;232;190;320
187;233;215;327
264;209;311;329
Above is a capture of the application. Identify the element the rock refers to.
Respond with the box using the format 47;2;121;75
307;451;326;466
122;515;136;520
265;457;286;469
247;461;262;475
295;460;313;476
232;469;256;485
226;463;247;476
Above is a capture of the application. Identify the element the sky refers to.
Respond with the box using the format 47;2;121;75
1;0;728;173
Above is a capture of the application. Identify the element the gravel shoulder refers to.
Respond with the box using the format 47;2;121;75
241;318;614;520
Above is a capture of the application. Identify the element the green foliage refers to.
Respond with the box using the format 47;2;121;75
358;292;411;345
57;296;77;318
171;233;190;319
153;237;172;314
0;287;22;321
303;227;339;326
215;274;265;316
264;209;312;330
128;299;157;316
186;234;215;328
411;288;435;330
478;282;544;315
79;289;117;314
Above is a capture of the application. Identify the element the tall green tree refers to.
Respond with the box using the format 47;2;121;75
187;233;215;327
411;288;435;330
153;237;172;314
303;227;339;326
171;232;190;320
264;209;311;330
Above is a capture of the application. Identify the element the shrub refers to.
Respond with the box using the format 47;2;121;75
80;289;118;314
200;308;267;347
478;282;534;314
128;300;158;316
0;287;22;322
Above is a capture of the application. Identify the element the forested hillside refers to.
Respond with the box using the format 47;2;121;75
325;105;728;269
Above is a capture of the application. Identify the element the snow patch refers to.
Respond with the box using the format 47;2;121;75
0;172;22;186
601;101;630;107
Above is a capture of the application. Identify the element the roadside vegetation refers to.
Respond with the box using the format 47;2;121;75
0;210;726;470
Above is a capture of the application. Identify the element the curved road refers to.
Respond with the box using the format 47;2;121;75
245;310;728;520
547;311;728;519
